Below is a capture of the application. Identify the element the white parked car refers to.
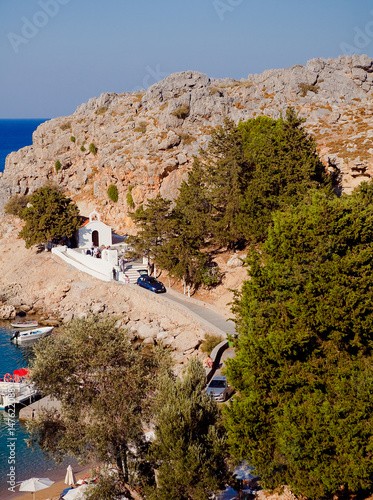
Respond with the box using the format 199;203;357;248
206;375;232;402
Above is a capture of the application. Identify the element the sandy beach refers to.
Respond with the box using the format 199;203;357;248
3;464;94;500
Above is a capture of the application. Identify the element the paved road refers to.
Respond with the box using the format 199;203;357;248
164;291;237;337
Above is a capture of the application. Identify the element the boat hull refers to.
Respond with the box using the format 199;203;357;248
11;321;38;328
11;326;54;344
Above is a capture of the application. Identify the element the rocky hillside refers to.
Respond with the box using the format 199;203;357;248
1;54;373;232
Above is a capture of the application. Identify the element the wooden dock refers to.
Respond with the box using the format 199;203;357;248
19;395;61;420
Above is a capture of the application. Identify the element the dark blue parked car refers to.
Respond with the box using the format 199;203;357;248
136;274;166;293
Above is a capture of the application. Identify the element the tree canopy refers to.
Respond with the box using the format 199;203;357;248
225;185;373;498
129;110;330;287
28;315;171;495
18;186;80;248
145;357;230;500
177;109;330;247
128;195;211;288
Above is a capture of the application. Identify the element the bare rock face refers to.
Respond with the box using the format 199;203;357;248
0;305;16;319
1;55;373;229
158;131;181;150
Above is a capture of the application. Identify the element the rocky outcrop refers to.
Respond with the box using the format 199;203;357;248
1;55;373;228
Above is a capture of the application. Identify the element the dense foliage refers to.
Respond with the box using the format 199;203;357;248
128;195;210;287
225;186;373;499
18;186;80;248
28;315;171;496
129;109;330;287
177;109;329;247
145;357;230;500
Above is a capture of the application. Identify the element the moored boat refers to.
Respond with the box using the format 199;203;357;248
11;326;54;344
0;368;38;410
10;320;38;328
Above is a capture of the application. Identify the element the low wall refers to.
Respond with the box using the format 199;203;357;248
53;248;235;344
66;249;115;277
52;247;111;282
206;340;229;383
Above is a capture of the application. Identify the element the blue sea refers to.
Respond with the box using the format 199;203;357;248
0;324;75;498
0;119;48;173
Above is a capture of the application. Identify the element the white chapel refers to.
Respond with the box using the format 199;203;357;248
77;211;112;248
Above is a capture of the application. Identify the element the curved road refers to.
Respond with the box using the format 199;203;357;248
163;289;237;338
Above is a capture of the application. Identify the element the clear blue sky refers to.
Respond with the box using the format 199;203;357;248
1;0;372;118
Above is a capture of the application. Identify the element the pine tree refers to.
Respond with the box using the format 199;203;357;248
18;186;80;248
129;110;330;286
225;187;373;498
238;109;330;242
128;195;174;264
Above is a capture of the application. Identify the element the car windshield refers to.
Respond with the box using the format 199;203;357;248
148;278;160;284
209;380;226;388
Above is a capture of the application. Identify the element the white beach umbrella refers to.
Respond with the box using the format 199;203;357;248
19;477;55;500
65;465;76;486
63;483;94;499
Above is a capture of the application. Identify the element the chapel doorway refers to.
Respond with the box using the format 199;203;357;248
92;230;99;247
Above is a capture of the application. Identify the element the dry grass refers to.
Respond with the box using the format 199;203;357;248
179;132;196;145
134;121;147;134
95;106;108;115
171;104;190;119
60;122;71;131
299;83;319;97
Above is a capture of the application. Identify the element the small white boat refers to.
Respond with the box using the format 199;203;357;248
11;326;54;344
11;321;38;328
0;369;38;410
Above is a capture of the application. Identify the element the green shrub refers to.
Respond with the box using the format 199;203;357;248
80;141;86;152
201;265;222;288
134;121;147;133
89;143;97;155
70;136;76;143
55;160;62;173
171;104;190;119
107;184;118;202
95;106;108;115
200;334;223;354
60;122;71;131
4;194;31;216
126;186;135;209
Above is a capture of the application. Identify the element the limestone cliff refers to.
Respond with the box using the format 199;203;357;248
1;54;373;231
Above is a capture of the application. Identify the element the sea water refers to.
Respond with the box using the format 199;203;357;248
0;324;65;496
0;119;48;173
